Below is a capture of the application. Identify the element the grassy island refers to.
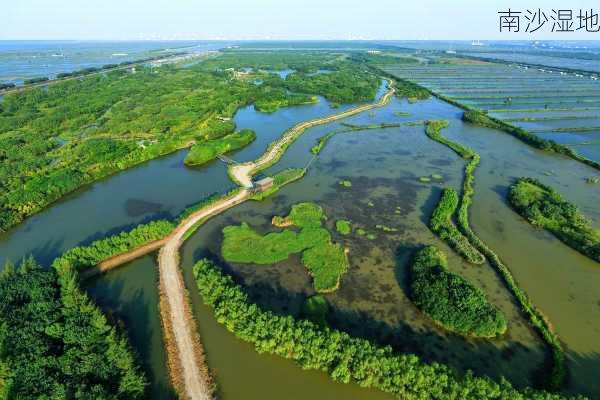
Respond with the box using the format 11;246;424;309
0;258;146;398
410;246;507;338
184;129;256;166
508;177;600;262
335;219;351;235
221;202;348;292
193;258;572;400
430;188;485;264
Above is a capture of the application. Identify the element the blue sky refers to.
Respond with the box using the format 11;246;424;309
3;0;600;40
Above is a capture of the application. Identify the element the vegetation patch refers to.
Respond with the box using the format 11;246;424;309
0;50;388;233
184;129;256;166
339;180;352;188
221;202;348;292
375;224;397;232
508;177;600;262
285;68;380;103
55;219;175;271
193;258;573;400
250;168;305;201
301;295;330;327
393;79;431;102
335;219;351;235
410;246;507;337
430;188;485;264
425;120;567;390
0;257;146;398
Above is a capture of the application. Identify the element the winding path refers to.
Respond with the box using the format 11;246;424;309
230;82;396;187
96;79;395;399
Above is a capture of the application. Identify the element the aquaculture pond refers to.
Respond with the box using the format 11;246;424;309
1;79;598;398
383;61;600;163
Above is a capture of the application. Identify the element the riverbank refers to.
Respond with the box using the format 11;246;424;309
83;81;396;399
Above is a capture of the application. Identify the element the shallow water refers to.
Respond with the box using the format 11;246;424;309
179;96;549;395
0;81;598;398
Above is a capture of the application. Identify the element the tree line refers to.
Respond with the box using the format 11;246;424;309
193;258;581;400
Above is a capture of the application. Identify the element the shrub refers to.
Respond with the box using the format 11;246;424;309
508;177;600;262
410;246;507;337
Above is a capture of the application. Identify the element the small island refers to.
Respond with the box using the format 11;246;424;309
221;202;349;292
410;246;507;338
508;177;600;262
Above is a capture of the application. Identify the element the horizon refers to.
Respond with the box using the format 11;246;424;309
4;0;600;41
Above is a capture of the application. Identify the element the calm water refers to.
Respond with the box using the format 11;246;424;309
0;40;225;84
0;84;598;398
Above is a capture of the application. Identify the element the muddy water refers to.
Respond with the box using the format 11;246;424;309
0;149;236;267
85;255;176;400
179;96;552;398
1;85;598;398
419;98;600;397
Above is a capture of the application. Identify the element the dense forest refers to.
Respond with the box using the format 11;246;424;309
193;258;576;400
410;246;507;337
0;50;379;232
508;177;600;262
0;258;146;399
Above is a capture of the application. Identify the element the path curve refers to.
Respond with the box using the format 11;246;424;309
158;189;249;400
96;79;396;400
230;80;396;187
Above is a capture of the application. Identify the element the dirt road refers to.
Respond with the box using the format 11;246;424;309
93;79;396;400
230;80;396;187
157;189;249;400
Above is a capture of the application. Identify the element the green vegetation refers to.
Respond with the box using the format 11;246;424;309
430;188;485;264
356;228;366;236
184;129;256;166
221;202;348;292
508;177;600;262
285;69;380;104
339;180;352;187
410;246;507;337
311;131;336;154
193;258;575;400
394;79;430;102
254;92;318;113
462;108;599;171
54;219;174;272
375;224;398;233
425;120;567;390
250;168;305;201
0;257;146;399
418;176;431;183
0;83;15;91
310;122;405;155
301;295;329;327
335;219;351;235
23;76;49;85
0;50;383;233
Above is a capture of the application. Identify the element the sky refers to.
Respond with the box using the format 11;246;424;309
3;0;600;40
